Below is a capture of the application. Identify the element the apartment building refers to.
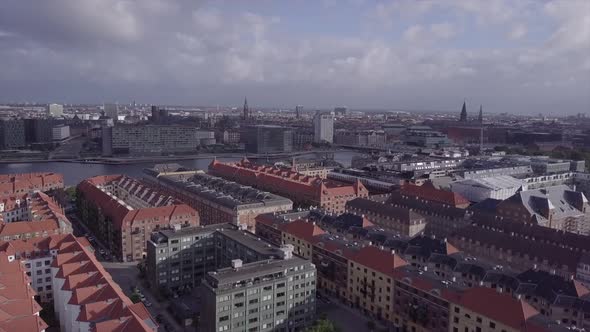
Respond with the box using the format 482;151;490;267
0;192;72;241
144;166;293;231
0;251;48;332
0;233;157;332
146;223;317;332
0;172;64;196
50;237;157;332
201;257;316;332
109;125;200;155
495;185;589;234
76;175;198;261
345;198;427;237
387;191;471;237
348;246;408;322
209;159;368;214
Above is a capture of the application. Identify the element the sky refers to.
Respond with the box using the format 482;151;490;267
0;0;589;115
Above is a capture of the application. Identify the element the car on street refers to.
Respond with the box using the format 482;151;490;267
88;236;94;241
142;299;152;307
99;249;105;255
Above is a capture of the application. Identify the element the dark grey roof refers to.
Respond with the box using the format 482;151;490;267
345;198;425;224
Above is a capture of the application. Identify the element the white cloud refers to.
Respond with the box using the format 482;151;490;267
508;24;527;40
430;23;456;39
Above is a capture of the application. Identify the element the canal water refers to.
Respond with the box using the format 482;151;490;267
0;151;362;186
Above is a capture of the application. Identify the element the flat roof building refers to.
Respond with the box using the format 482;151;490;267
144;165;293;232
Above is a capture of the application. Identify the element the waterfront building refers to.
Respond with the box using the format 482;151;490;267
243;125;293;154
110;125;199;155
209;159;369;214
0;172;64;196
313;111;334;144
0;118;25;149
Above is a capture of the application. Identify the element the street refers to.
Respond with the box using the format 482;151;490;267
67;210;186;331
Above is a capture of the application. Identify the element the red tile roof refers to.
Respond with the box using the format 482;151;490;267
0;252;47;332
456;287;539;330
0;172;64;196
349;246;407;277
281;219;326;242
401;182;470;207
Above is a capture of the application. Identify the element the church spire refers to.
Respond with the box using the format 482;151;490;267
243;97;249;119
459;100;467;122
478;105;483;123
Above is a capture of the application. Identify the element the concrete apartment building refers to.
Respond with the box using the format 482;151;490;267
209;159;369;214
144;165;293;231
0;172;64;196
201;256;316;332
76;175;198;261
243;125;293;154
0;251;48;332
345;198;427;237
313;111;334;144
146;223;317;332
106;125;200;155
0;118;26;149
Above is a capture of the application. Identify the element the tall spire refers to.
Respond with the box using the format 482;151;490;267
478;105;483;124
459;100;467;122
243;97;249;119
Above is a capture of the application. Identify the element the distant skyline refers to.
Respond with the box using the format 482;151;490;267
0;0;588;115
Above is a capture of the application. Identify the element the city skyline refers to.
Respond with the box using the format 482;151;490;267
0;0;588;114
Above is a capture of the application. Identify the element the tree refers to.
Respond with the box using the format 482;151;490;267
129;293;142;304
306;318;340;332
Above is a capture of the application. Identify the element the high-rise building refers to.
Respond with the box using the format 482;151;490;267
103;103;119;122
295;105;303;119
243;125;293;153
313;111;334;144
0;119;25;149
46;103;63;117
459;101;467;122
24;118;54;144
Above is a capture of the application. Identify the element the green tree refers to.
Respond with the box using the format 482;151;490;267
129;293;142;304
306;318;340;332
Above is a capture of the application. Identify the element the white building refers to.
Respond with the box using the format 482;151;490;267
450;175;526;202
52;125;70;141
47;103;64;117
313;111;334;144
103;103;119;122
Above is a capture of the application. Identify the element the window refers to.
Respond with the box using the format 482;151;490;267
489;322;496;328
219;316;229;322
45;260;51;266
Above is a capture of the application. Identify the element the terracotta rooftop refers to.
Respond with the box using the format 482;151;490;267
349;245;408;277
0;172;64;196
281;219;326;242
456;287;539;330
401;182;470;207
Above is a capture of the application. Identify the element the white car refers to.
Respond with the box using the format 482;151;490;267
142;299;152;307
99;249;105;255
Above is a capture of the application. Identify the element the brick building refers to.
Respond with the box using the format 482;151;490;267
76;175;198;262
0;172;64;196
345;198;427;237
144;165;292;231
209;158;368;213
0;192;72;241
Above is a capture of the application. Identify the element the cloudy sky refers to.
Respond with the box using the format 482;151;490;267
0;0;588;114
